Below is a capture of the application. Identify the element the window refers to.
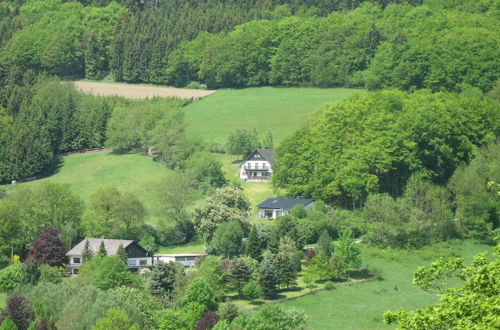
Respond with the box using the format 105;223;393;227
186;256;196;261
73;257;81;264
128;259;137;266
140;259;148;266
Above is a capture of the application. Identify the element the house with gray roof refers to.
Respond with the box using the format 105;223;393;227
257;198;314;219
240;149;274;182
66;238;152;275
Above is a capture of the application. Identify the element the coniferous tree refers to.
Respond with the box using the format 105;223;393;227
97;241;107;257
149;261;180;299
82;239;93;262
228;257;251;297
317;230;333;257
245;225;262;261
259;254;279;299
116;243;127;263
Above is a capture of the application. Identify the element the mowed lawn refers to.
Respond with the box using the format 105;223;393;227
184;87;364;145
5;152;171;226
280;241;489;330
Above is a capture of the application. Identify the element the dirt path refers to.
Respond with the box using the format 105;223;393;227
58;148;112;157
72;81;216;99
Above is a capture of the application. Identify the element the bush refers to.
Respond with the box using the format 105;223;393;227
324;281;335;290
39;265;62;284
185;81;207;90
0;263;26;293
242;280;261;301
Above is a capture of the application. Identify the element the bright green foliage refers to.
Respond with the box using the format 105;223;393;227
384;245;500;329
233;304;307;330
258;255;279;299
193;186;250;243
335;230;361;269
449;141;500;240
92;308;139;330
38;265;62;284
211;221;244;258
218;303;239;322
308;252;331;281
183;151;226;192
226;129;260;156
274;90;499;207
329;255;348;281
155;309;190;330
0;318;17;330
0;183;83;254
242;280;261;301
91;256;141;290
180;278;218;313
0;263;26;293
228;257;251;297
196;256;227;300
82;186;146;240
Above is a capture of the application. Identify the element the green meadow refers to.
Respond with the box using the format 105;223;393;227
280;241;490;330
4;152;172;226
184;87;363;145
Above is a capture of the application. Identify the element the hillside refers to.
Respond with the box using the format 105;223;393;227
184;87;363;145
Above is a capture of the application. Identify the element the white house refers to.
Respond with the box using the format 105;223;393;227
153;253;206;267
66;238;153;275
240;149;274;182
257;198;314;219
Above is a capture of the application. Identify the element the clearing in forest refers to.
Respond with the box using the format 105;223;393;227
72;81;216;99
184;87;364;146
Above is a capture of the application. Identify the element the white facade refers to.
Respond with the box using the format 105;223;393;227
240;160;272;182
153;254;205;267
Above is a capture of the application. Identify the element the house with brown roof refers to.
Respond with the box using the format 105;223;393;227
239;149;274;182
66;238;153;275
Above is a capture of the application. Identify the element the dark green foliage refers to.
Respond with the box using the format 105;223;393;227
317;230;333;257
97;241;107;257
82;239;93;262
232;304;307;330
23;259;40;286
258;255;279;299
149;261;180;299
116;244;127;263
228;257;251;297
218;303;239;322
245;225;262;261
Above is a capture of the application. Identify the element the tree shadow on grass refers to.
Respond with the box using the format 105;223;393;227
348;268;372;280
37;157;63;179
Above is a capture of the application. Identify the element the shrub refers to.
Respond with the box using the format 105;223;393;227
0;263;26;293
242;280;261;301
324;281;335;290
38;265;62;284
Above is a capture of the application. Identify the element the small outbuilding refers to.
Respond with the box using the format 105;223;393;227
257;198;314;219
153;253;206;267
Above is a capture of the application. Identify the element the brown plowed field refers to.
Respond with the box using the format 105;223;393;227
72;81;216;99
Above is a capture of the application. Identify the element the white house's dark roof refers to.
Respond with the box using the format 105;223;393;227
66;238;134;256
257;198;314;210
242;149;274;164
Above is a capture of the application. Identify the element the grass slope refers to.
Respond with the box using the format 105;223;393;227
8;152;171;225
184;87;363;145
280;241;489;330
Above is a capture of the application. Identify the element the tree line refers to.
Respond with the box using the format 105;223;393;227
4;0;494;93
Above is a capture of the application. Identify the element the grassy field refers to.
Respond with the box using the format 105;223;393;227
184;87;363;146
2;152;171;225
0;293;5;309
280;241;490;330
